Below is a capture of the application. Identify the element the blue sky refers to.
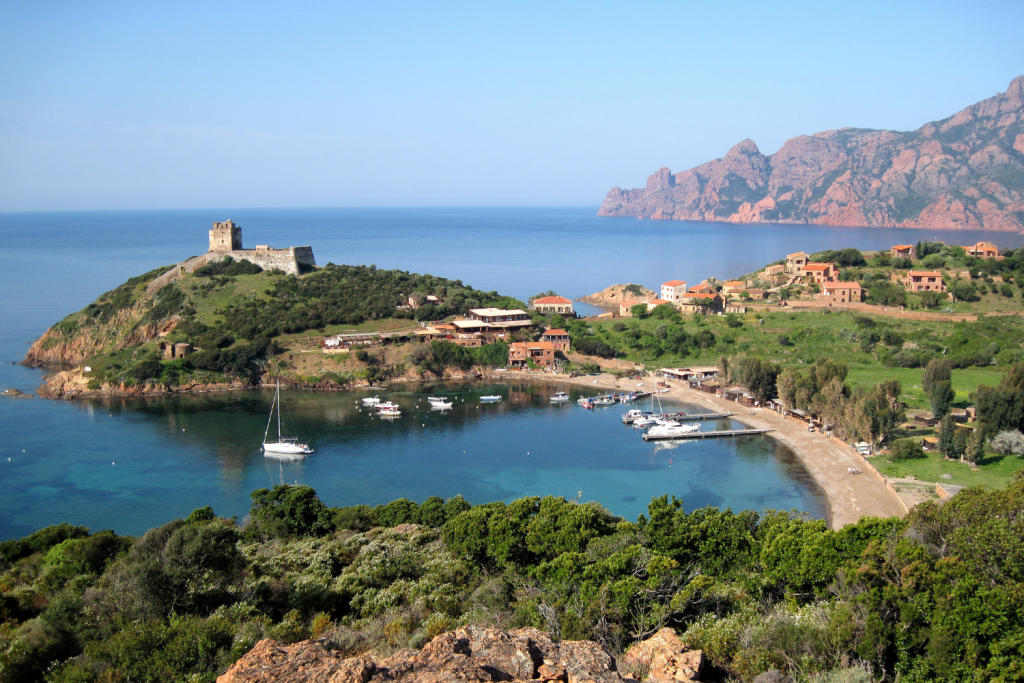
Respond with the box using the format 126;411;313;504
1;1;1022;210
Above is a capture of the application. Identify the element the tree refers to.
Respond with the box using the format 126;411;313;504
550;314;567;329
249;485;333;537
734;357;781;401
964;429;984;465
922;358;955;419
889;439;925;460
991;430;1024;457
975;361;1024;438
919;290;943;309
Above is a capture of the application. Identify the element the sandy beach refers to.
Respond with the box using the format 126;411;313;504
536;371;908;528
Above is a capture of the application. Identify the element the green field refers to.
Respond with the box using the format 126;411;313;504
871;446;1024;489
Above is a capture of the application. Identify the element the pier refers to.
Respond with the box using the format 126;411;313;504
622;411;735;424
642;427;774;441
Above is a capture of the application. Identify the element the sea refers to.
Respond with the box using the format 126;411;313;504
1;207;1020;540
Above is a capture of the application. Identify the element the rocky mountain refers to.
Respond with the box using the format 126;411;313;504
578;284;656;307
598;76;1024;232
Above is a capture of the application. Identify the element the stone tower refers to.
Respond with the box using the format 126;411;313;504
209;220;242;252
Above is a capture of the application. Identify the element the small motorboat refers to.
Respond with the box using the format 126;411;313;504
361;396;381;405
646;423;701;438
379;406;401;417
655;418;681;427
550;392;569;403
374;401;399;411
430;400;454;409
633;415;658;427
622;409;653;424
480;395;502;403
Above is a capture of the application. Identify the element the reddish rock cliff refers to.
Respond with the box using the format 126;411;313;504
599;76;1024;232
217;626;703;683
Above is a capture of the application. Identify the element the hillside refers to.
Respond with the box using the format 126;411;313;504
24;259;524;393
2;481;1023;682
599;75;1024;231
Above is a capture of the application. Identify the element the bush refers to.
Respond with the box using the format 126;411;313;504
192;256;264;277
573;337;617;358
249;485;333;537
889;438;925;460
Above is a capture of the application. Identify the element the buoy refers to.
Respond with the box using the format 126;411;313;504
112;462;115;465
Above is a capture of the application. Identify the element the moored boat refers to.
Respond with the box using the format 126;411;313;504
263;380;314;457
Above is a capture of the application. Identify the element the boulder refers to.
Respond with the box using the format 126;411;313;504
619;628;703;681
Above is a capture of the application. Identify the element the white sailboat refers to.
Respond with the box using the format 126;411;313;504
263;380;314;457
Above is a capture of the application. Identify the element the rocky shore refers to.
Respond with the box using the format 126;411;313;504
218;625;704;683
577;284;655;308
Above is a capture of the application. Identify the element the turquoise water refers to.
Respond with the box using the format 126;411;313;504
1;208;1020;538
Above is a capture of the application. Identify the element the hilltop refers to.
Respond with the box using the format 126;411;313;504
599;75;1024;231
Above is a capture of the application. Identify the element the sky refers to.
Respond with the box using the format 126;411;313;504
1;1;1023;211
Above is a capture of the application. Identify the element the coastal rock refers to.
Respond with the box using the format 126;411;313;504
578;284;656;308
217;626;702;683
598;75;1024;232
620;628;703;681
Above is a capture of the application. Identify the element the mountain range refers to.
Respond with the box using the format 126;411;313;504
598;75;1024;232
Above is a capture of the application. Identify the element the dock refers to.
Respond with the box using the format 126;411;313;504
643;428;774;441
622;411;735;424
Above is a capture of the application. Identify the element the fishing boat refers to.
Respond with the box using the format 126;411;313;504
592;396;616;406
361;396;381;405
646;423;701;438
550;392;569;403
379;406;401;417
263;380;314;456
622;409;653;424
480;395;501;403
374;401;400;411
430;399;454;409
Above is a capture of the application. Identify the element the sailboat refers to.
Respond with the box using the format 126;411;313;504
263;380;314;456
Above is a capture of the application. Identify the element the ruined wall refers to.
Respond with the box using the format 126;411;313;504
145;246;317;296
209;220;242;252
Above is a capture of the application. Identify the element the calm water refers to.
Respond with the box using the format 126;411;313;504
1;208;1020;538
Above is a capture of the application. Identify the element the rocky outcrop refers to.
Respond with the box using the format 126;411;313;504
599;75;1024;232
578;284;656;307
217;626;704;683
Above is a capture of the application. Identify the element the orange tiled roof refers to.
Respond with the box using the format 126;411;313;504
662;279;686;287
648;298;671;305
787;252;808;259
532;295;572;304
892;245;914;250
802;263;832;271
542;329;569;336
823;281;862;290
908;270;943;277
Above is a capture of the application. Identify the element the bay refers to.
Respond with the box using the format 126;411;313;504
1;207;1020;539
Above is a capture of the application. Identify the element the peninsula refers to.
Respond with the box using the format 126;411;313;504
599;75;1024;232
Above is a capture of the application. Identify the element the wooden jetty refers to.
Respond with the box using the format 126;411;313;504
622;411;735;424
643;428;774;441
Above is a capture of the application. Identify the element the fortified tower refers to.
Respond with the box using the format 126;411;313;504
209;220;243;252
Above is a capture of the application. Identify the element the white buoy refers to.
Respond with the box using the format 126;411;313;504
112;461;115;465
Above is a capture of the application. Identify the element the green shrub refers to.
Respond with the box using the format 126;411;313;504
889;438;925;460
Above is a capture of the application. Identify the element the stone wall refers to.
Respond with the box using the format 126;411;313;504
145;246;317;296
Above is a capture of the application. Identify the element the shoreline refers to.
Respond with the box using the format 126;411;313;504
534;372;908;529
24;366;909;528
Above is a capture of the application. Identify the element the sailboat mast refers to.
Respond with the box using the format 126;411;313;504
263;384;277;443
277;379;282;441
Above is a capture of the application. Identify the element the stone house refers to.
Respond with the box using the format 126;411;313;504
816;281;864;304
676;293;724;314
646;298;673;311
800;262;836;284
890;244;917;260
785;252;809;274
721;280;746;294
763;264;786;282
900;271;946;292
160;342;193;359
963;241;1001;259
508;341;555;368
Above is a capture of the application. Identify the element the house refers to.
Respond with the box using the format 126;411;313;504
743;289;769;300
646;298;673;311
724;304;747;314
530;295;574;315
963;241;1000;259
900;271;946;292
763;264;786;282
913;413;938;427
413;324;457;342
459;308;534;331
688;284;715;295
676;293;724;314
619;300;644;316
890;244;917;260
785;252;809;274
540;328;570;353
660;280;688;303
800;262;836;283
816;281;864;304
922;436;940;451
407;294;440;308
452;334;483;348
722;280;746;294
692;379;721;394
508;341;555;368
661;366;718;381
322;333;383;351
